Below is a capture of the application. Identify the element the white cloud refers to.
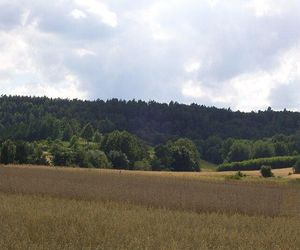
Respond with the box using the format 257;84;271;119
74;0;118;27
247;0;284;17
185;61;202;73
207;0;220;8
0;31;33;73
75;48;95;57
182;80;206;98
71;9;87;19
7;73;87;100
125;2;174;41
229;72;273;111
182;43;300;111
182;80;234;104
21;10;31;26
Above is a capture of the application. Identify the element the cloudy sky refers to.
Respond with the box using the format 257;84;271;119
0;0;300;111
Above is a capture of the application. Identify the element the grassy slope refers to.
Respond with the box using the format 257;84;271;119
200;159;218;172
0;165;299;249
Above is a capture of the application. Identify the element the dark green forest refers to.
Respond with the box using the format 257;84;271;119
1;95;300;171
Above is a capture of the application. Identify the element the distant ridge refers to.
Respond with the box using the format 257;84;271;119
0;95;299;144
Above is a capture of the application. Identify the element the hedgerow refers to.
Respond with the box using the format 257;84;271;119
217;156;299;172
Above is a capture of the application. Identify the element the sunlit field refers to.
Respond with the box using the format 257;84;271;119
0;165;299;249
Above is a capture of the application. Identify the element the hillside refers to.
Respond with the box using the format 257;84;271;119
1;95;300;144
1;95;300;170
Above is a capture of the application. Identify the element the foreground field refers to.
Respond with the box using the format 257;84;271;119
0;193;299;250
0;165;299;249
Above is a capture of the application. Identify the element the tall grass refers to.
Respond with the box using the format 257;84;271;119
0;165;299;249
0;193;299;250
0;165;299;217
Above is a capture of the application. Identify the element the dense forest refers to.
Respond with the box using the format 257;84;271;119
1;95;300;171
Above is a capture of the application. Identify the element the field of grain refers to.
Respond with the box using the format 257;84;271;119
0;165;299;249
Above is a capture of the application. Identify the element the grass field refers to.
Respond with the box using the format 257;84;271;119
0;165;299;249
199;159;217;171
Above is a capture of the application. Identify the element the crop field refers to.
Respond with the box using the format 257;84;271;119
0;165;299;249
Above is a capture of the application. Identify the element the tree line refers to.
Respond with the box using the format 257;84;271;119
0;131;201;172
0;95;300;171
1;95;300;144
198;133;300;164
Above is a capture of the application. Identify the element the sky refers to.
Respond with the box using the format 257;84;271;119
0;0;300;111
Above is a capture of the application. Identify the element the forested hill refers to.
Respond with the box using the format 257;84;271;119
1;95;300;144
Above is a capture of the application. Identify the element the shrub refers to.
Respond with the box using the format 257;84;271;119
260;166;274;178
293;159;300;174
83;150;111;169
108;150;130;170
226;171;247;180
217;156;298;172
133;159;151;171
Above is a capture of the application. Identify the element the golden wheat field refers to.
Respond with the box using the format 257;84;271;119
0;165;299;250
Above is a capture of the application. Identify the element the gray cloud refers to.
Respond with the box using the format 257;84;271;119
270;82;300;110
0;0;300;111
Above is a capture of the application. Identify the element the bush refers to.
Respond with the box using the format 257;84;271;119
293;159;300;174
217;156;298;172
108;150;130;170
260;165;274;178
133;159;151;171
83;150;111;169
226;171;247;180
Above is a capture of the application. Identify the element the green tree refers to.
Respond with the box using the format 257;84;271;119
50;141;73;166
83;150;111;168
221;138;234;160
40;115;60;140
27;143;48;165
70;135;80;149
108;150;130;170
170;147;196;171
274;142;288;156
15;141;29;164
252;141;274;159
293;159;300;174
227;141;251;162
260;165;274;178
0;140;16;164
93;131;103;143
170;138;201;172
133;159;151;171
102;131;145;165
203;136;223;164
153;139;201;172
62;123;74;141
153;144;172;170
81;123;94;141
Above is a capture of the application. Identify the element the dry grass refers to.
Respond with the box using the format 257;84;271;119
0;165;299;249
0;193;299;250
0;165;299;217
